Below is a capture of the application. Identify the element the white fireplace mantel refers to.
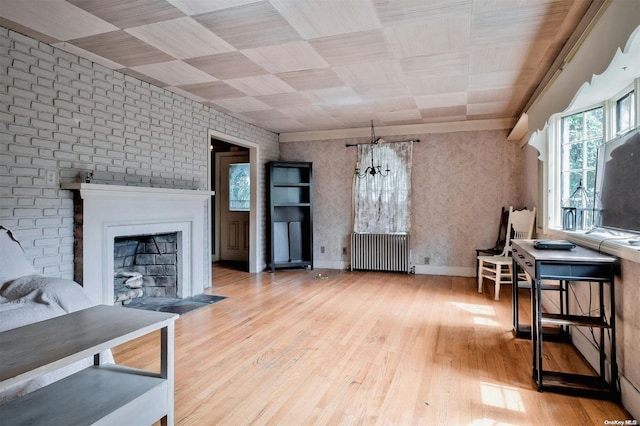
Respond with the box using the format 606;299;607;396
62;183;215;306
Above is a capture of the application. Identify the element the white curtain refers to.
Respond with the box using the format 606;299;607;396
353;141;413;233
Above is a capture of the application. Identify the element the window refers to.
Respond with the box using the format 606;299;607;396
548;81;639;235
616;91;635;135
560;107;603;226
228;163;250;211
353;142;413;233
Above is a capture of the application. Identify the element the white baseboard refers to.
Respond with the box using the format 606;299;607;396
313;260;349;270
311;262;475;277
620;375;640;421
413;265;475;277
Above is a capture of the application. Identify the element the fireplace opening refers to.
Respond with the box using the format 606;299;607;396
113;232;179;305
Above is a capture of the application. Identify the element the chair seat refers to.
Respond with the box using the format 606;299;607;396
477;255;512;265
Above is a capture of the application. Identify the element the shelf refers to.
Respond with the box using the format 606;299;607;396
541;313;610;328
0;365;168;425
537;370;617;400
0;305;177;425
513;325;571;342
267;161;313;272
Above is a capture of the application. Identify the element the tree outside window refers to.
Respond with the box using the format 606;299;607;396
560;107;603;227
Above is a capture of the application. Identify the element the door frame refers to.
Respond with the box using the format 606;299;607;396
208;129;260;273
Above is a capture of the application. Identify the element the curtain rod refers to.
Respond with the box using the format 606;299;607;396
345;139;420;147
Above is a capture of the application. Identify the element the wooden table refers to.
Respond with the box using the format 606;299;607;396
0;305;178;425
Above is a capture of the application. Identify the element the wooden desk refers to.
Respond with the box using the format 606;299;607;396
511;240;618;400
0;305;178;425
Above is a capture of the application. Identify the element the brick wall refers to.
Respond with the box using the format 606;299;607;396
0;27;279;277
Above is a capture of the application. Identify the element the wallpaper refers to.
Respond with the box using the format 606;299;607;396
280;129;524;272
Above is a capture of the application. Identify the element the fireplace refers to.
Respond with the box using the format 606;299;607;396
61;183;215;306
114;232;179;304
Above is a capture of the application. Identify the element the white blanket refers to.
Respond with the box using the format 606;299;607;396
0;274;104;403
0;274;93;332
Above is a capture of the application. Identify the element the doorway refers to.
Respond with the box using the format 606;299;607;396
209;132;259;273
217;152;249;270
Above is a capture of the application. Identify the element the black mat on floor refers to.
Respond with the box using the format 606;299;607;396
124;294;227;315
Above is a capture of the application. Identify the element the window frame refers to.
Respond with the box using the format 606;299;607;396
547;82;638;233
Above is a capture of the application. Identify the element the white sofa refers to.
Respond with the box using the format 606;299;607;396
0;226;98;403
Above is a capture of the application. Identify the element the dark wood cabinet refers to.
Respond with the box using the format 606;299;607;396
267;161;313;272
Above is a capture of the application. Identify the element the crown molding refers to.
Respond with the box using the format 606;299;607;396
279;118;517;143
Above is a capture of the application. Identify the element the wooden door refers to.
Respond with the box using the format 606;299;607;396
218;153;249;263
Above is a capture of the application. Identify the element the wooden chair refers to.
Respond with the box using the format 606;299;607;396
475;206;509;280
477;206;536;300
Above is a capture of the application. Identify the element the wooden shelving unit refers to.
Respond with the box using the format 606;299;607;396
267;161;313;272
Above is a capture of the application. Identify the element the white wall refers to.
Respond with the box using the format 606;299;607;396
0;27;279;279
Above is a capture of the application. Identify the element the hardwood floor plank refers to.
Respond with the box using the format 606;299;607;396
112;265;631;425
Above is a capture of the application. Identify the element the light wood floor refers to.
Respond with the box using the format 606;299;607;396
113;265;631;425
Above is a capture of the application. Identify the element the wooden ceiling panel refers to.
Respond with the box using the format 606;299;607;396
354;82;411;100
225;75;295;97
334;61;404;88
129;60;216;86
255;92;313;109
212;96;272;113
177;81;246;100
277;69;344;91
414;92;467;109
376;109;422;123
374;0;472;26
68;0;185;29
310;30;393;66
373;97;418;112
242;42;329;74
385;16;471;58
185;52;268;80
194;1;301;49
125;17;234;59
0;0;118;41
165;0;258;15
69;31;174;67
407;75;468;96
270;0;381;39
400;52;469;78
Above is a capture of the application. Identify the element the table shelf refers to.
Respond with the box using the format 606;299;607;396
0;305;177;425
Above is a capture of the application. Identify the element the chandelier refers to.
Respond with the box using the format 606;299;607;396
355;121;390;178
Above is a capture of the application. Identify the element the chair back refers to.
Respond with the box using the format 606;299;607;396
500;206;536;256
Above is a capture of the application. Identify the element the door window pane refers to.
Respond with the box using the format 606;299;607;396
229;163;250;211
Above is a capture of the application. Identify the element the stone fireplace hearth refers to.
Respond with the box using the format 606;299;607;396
61;183;215;306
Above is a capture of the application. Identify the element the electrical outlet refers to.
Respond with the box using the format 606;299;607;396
424;256;430;265
321;246;325;253
342;247;347;255
46;170;56;185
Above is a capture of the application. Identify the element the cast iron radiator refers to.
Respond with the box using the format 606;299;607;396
350;233;410;273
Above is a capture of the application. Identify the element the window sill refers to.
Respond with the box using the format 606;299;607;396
546;228;640;264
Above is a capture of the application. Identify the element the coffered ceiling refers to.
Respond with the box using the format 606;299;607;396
0;0;601;135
